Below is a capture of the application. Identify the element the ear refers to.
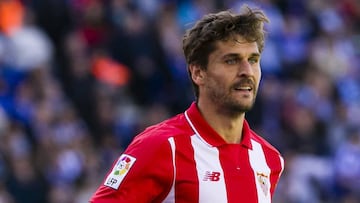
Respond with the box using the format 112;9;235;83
189;64;205;85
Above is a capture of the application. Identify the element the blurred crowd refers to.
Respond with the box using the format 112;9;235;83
0;0;359;202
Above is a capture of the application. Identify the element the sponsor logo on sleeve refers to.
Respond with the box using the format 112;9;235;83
104;154;136;189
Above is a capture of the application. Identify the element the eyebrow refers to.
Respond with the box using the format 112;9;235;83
221;52;260;59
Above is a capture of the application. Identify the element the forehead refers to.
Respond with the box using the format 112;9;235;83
213;35;260;56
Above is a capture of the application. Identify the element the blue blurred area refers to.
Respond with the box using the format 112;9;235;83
0;0;359;202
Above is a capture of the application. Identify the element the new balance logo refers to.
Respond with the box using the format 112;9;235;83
203;171;221;181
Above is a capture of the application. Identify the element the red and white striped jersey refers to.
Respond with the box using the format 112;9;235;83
90;102;284;203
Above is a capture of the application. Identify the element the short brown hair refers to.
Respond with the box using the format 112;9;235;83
182;5;269;99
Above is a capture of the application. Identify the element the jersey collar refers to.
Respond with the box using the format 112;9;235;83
185;102;253;149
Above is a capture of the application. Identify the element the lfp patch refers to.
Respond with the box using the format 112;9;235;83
104;154;136;189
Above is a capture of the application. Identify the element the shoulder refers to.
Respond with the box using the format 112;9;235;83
250;130;284;176
250;130;282;156
126;113;192;155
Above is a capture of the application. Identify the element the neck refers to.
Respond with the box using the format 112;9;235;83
197;100;245;144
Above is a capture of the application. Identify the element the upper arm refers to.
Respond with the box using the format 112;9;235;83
90;136;174;203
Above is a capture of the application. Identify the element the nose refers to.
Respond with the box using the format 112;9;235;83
237;60;253;77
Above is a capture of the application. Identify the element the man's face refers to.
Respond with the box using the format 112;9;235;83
199;36;261;116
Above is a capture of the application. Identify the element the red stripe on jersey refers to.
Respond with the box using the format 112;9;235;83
173;134;199;203
219;144;258;202
261;144;284;196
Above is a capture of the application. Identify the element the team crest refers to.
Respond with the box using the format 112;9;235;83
256;172;269;196
104;154;136;189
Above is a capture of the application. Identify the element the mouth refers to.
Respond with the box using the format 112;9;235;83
233;79;255;93
234;86;253;91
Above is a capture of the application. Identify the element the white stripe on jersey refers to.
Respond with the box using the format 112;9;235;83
191;134;227;203
248;140;271;203
279;154;285;175
163;137;176;203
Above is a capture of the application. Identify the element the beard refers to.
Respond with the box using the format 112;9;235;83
206;79;257;118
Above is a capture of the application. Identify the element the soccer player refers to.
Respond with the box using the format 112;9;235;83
90;5;284;203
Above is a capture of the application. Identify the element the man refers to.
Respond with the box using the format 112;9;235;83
90;5;284;203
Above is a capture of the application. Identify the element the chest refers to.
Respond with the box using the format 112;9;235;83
170;136;273;203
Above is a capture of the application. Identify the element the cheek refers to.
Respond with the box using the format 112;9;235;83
255;67;262;88
207;75;223;88
258;68;262;82
256;64;261;76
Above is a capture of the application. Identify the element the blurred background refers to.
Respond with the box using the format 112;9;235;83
0;0;359;202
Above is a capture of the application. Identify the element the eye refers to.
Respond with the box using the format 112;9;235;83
248;57;259;65
225;58;239;65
